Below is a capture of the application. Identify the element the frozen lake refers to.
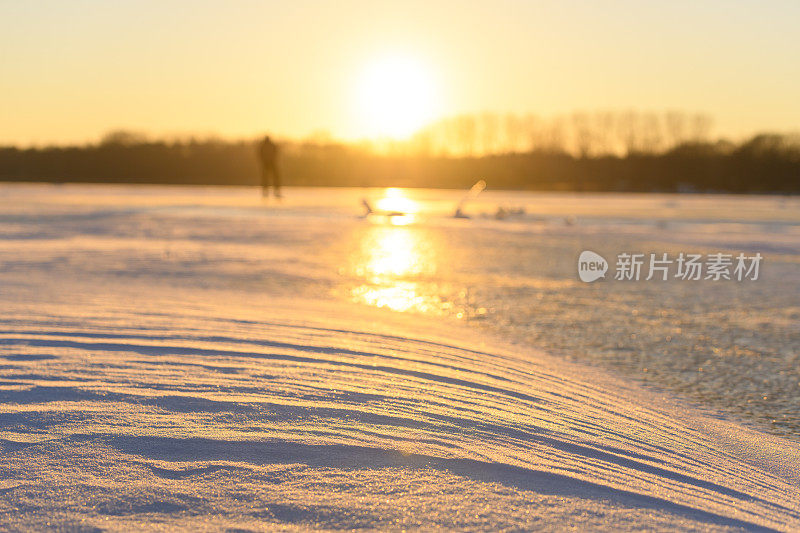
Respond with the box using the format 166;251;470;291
1;183;800;529
1;183;799;436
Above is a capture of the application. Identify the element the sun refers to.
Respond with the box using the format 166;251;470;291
355;53;438;139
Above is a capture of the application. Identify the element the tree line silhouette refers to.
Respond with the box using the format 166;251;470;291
1;112;798;193
403;110;715;157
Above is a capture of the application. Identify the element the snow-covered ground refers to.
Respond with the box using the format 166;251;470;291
1;183;799;530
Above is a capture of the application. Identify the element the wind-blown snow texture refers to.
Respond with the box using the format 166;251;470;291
1;184;799;531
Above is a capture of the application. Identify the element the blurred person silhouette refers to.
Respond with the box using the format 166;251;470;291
257;135;281;198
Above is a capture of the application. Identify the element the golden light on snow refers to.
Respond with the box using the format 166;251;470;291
355;53;439;139
351;283;427;313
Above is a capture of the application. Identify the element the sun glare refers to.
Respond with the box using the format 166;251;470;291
375;187;419;222
356;54;438;139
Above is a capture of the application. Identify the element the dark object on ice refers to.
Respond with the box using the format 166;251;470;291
361;199;406;218
454;179;486;218
257;136;281;198
494;206;526;220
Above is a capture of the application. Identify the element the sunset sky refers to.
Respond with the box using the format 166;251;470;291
2;0;799;146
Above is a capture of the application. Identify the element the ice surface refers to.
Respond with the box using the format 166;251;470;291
0;183;799;530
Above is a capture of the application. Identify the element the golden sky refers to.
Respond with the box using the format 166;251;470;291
2;0;799;145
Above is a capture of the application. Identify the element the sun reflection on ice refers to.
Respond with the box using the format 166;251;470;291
374;188;419;226
364;227;425;277
350;189;442;313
